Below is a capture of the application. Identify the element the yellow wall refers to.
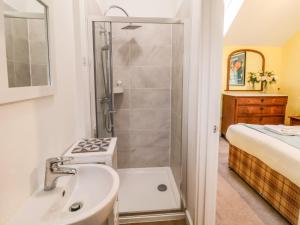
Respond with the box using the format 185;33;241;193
222;46;283;92
280;31;300;120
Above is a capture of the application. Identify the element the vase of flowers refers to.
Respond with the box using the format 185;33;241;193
248;72;260;89
248;71;277;92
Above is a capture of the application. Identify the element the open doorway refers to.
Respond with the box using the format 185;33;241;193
216;0;300;225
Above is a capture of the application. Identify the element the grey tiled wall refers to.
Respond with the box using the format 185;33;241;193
4;17;49;87
112;23;172;168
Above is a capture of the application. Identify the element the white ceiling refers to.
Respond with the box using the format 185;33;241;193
224;0;300;46
4;0;44;13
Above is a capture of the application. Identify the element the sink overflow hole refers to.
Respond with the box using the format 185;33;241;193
69;202;83;212
157;184;167;192
62;190;66;197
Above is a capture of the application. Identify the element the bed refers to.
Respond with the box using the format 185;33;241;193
226;124;300;225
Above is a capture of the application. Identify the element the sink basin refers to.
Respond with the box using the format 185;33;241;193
8;164;119;225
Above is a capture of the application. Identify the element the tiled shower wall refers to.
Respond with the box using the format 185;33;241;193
4;17;49;87
112;23;172;168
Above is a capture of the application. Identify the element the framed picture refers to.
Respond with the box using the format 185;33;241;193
229;51;246;86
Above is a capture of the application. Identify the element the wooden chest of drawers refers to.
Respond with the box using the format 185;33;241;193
290;116;300;126
221;94;288;136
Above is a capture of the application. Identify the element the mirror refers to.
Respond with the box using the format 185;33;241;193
3;0;50;87
226;49;265;91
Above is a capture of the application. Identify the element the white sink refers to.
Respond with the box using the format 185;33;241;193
8;164;119;225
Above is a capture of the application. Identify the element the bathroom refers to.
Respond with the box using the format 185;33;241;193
0;1;223;225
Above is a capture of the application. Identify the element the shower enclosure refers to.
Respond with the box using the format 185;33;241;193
90;16;185;219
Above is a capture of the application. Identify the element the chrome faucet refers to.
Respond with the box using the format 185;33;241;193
44;157;77;191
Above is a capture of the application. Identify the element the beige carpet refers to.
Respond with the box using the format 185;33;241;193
216;175;265;225
216;138;290;225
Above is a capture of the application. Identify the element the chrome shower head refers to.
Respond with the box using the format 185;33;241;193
104;5;142;30
121;24;142;30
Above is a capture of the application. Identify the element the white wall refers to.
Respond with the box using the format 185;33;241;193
86;0;105;15
176;1;223;225
86;0;183;17
100;0;177;17
73;0;94;138
175;0;198;223
0;0;87;224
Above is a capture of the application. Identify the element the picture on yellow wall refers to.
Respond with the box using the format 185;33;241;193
229;51;246;86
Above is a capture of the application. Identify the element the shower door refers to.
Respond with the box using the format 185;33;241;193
93;22;115;138
91;18;186;217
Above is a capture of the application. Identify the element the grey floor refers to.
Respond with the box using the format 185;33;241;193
218;137;290;225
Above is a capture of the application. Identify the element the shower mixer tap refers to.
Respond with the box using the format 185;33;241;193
100;97;111;104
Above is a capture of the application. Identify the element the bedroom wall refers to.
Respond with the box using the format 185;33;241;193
222;46;283;92
280;31;300;122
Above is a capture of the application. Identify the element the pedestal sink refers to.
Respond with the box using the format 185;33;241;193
8;164;120;225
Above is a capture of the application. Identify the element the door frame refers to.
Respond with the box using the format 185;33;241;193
189;0;224;225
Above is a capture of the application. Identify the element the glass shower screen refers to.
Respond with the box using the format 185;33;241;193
92;19;185;215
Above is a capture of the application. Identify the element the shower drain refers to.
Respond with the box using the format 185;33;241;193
157;184;168;192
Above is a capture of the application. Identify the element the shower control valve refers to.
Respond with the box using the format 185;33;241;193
116;80;123;87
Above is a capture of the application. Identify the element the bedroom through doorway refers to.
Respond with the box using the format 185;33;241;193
217;0;300;225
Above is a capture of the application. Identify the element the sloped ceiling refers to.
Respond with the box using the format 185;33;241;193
224;0;300;46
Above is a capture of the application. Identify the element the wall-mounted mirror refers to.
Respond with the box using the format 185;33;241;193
3;0;50;87
226;49;265;91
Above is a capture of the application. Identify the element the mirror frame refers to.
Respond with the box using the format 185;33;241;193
0;0;55;105
226;49;265;91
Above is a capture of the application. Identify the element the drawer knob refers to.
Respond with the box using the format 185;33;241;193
261;99;264;102
260;107;264;110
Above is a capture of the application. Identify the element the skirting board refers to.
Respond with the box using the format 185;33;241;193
119;212;186;224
